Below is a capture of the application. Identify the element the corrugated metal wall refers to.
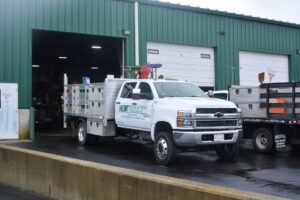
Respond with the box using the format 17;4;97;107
0;0;135;108
1;0;300;108
138;2;300;89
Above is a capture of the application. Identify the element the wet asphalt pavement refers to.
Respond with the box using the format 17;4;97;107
10;135;300;200
0;183;49;200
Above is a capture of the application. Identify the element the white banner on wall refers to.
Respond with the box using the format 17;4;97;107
0;83;18;139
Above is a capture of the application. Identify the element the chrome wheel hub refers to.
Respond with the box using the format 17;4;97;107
256;132;268;149
156;138;168;160
78;127;85;142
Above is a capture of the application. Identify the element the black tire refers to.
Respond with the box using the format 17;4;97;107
252;127;275;153
154;132;177;165
76;121;96;146
215;143;239;160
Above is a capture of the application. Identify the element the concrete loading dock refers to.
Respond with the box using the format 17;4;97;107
0;142;287;200
1;138;299;199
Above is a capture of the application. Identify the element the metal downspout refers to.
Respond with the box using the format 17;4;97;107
134;1;140;66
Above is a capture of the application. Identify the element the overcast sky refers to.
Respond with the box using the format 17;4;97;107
159;0;300;24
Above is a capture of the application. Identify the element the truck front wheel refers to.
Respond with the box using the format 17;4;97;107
77;121;96;146
154;132;177;165
215;143;239;160
252;127;275;153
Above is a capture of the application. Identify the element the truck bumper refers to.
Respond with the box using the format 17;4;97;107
172;129;243;147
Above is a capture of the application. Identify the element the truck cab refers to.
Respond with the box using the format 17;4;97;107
115;79;243;164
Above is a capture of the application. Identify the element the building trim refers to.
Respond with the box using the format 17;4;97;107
123;0;300;29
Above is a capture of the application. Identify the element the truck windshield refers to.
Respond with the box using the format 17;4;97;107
154;82;207;98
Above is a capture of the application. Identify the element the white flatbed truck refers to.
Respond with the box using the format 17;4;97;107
63;74;243;165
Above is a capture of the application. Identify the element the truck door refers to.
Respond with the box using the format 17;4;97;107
115;82;138;129
135;82;154;131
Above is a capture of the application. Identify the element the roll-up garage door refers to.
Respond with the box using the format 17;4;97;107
147;42;215;87
239;51;289;86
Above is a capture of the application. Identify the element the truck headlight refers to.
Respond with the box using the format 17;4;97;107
237;108;242;126
237;108;242;114
177;119;193;127
177;111;193;127
177;111;192;118
238;118;242;126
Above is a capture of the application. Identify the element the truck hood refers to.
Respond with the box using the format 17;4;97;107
157;97;237;109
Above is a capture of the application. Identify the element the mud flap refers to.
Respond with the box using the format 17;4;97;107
274;125;287;152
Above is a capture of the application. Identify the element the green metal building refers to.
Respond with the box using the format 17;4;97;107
0;0;300;136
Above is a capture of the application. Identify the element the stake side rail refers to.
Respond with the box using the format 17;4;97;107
63;83;105;119
246;81;300;124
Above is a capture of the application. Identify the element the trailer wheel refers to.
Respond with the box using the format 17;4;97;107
252;127;275;153
215;143;239;160
77;121;95;146
154;132;177;165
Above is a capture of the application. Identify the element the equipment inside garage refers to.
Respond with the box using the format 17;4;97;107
32;30;123;134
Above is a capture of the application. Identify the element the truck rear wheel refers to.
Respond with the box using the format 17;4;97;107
215;143;239;160
154;132;177;165
77;121;96;146
252;127;275;153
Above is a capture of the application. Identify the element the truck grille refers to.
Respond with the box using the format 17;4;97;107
196;120;237;127
196;108;237;114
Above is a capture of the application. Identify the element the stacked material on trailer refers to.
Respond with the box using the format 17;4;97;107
230;82;300;121
63;76;126;136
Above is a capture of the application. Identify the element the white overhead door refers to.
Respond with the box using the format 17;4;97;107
147;42;215;87
239;51;289;86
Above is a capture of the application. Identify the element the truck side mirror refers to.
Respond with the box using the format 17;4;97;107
145;93;154;100
207;90;214;98
132;88;141;100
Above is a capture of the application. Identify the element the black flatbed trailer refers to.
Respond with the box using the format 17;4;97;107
230;82;300;152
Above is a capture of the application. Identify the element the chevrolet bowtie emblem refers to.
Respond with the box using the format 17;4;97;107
214;112;224;117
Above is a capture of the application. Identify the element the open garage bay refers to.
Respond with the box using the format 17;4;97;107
32;30;123;134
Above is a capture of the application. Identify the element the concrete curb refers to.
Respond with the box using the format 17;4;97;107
0;144;288;200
